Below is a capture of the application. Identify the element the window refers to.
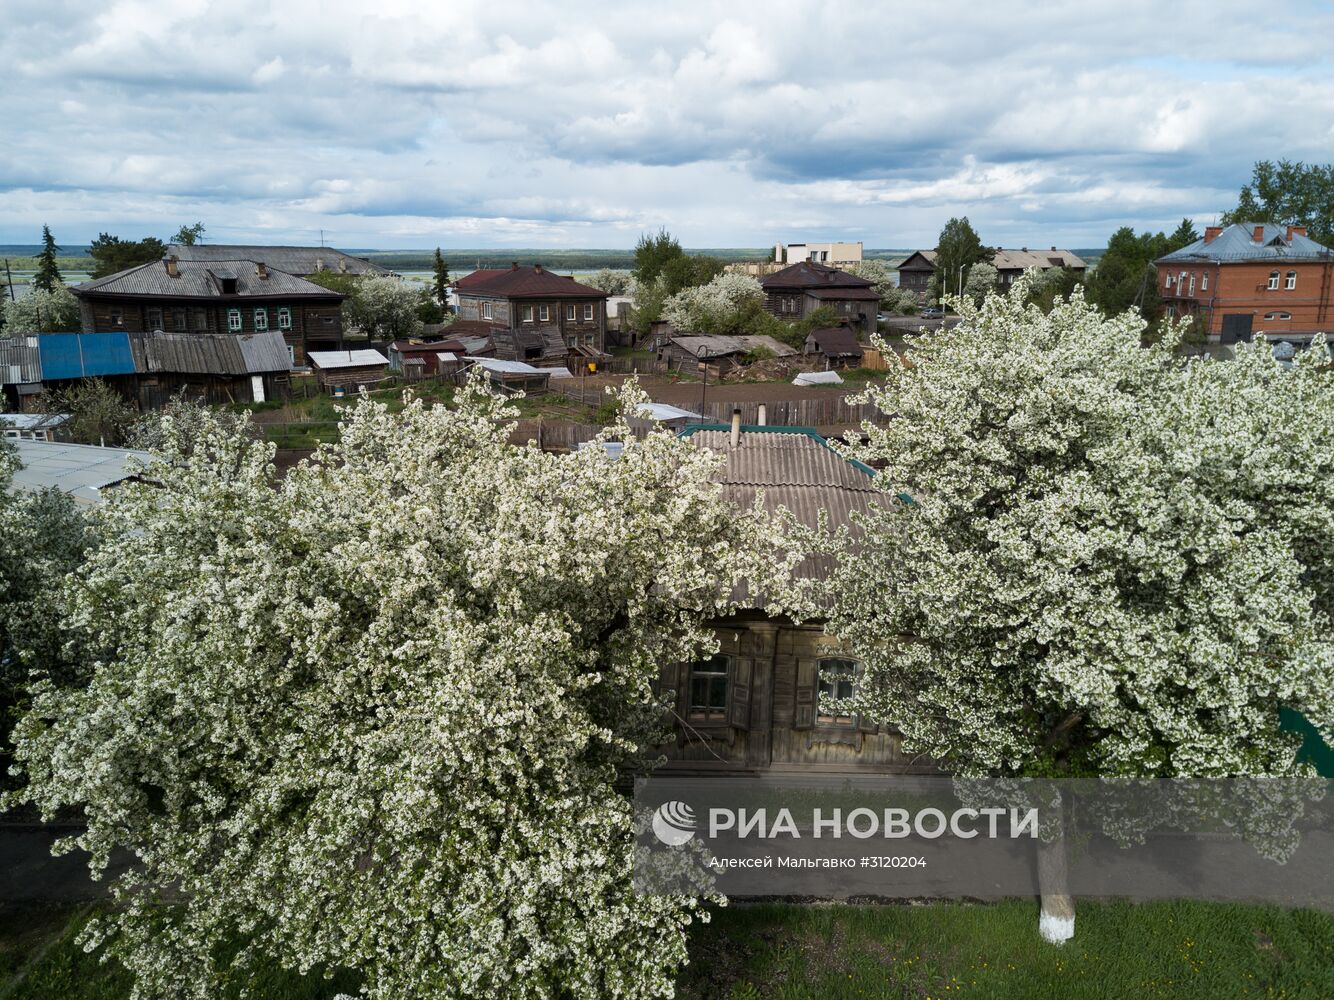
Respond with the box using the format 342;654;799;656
192;308;208;331
817;658;858;725
286;345;295;365
522;305;533;323
1264;312;1292;321
253;308;269;331
688;654;730;721
567;337;578;349
1268;271;1280;290
539;305;550;321
1286;270;1297;290
109;309;123;327
584;303;594;321
227;308;242;332
147;308;164;330
482;302;493;320
1188;273;1196;295
1165;273;1173;289
566;304;576;321
172;308;187;332
1201;272;1208;291
277;307;292;330
1178;272;1187;291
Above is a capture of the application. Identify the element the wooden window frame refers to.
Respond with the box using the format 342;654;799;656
1286;270;1297;290
147;308;164;330
1268;271;1280;290
584;303;594;321
482;302;494;320
227;308;242;332
566;304;576;321
253;307;269;332
522;305;534;323
539;304;550;322
277;307;292;330
687;654;730;722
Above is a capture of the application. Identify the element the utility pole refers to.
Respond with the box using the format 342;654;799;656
3;258;14;302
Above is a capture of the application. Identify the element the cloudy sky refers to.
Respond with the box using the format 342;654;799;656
3;0;1333;250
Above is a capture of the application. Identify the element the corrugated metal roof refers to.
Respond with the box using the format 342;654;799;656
455;266;609;300
39;332;137;380
76;259;344;298
8;439;153;506
308;349;388;369
474;359;549;374
169;244;392;277
685;428;885;591
806;327;863;357
638;402;703;421
0;335;43;384
760;261;876;290
669;334;799;359
130;330;291;375
0;413;67;431
1157;222;1334;263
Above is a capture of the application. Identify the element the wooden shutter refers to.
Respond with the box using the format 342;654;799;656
728;656;753;730
793;657;817;730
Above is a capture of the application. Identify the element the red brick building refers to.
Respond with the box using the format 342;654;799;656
1155;222;1334;344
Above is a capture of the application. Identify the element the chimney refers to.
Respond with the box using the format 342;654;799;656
730;408;742;448
256;262;268;280
757;403;767;426
164;255;179;278
1204;226;1223;243
1021;247;1028;253
338;258;348;273
1287;225;1308;241
315;256;324;271
511;261;519;271
1253;225;1266;242
534;263;543;273
1050;246;1056;251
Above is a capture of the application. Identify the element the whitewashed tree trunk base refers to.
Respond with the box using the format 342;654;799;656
1039;908;1075;943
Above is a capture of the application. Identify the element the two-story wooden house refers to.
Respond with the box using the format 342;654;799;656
759;262;880;334
1155;222;1334;345
73;257;346;366
453;264;609;369
657;419;929;775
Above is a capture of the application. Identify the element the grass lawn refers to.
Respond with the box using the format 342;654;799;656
679;900;1334;999
4;900;1331;999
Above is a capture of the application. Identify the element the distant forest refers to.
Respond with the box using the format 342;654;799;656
0;245;1106;273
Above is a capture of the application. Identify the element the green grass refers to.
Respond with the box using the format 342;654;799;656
679;899;1334;999
6;900;1332;999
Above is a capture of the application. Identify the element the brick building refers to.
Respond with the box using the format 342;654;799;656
453;263;609;368
1155;222;1334;344
73;256;346;366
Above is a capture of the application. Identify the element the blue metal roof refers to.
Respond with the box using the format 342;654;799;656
37;332;137;380
1157;222;1334;264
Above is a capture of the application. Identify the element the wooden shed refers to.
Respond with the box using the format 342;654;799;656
307;349;391;390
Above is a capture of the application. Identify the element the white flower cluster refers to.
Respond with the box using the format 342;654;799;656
7;378;786;999
661;273;764;333
819;277;1334;779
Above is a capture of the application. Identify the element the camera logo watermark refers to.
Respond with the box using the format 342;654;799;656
651;800;697;846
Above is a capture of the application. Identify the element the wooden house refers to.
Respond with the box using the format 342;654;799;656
657;419;929;775
73;256;346;366
759;261;879;333
454;264;610;368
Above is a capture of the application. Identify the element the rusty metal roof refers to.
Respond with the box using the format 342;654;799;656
0;335;43;384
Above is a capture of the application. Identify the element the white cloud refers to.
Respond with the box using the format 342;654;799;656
1;0;1331;248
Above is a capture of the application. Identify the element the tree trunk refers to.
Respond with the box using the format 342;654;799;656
1037;803;1075;944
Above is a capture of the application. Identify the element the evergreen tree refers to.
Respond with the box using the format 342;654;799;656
1167;218;1199;252
88;234;167;278
431;248;450;311
32;226;62;292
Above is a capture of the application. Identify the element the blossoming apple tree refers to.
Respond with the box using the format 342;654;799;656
814;277;1334;940
8;381;788;999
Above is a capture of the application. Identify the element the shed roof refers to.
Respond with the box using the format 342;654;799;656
307;349;389;369
0;335;43;384
131;330;291;375
0;413;68;431
1156;222;1334;264
76;259;344;299
794;370;844;385
168;244;392;277
806;327;864;357
39;332;138;380
669;334;798;359
8;439;154;506
473;358;550;375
